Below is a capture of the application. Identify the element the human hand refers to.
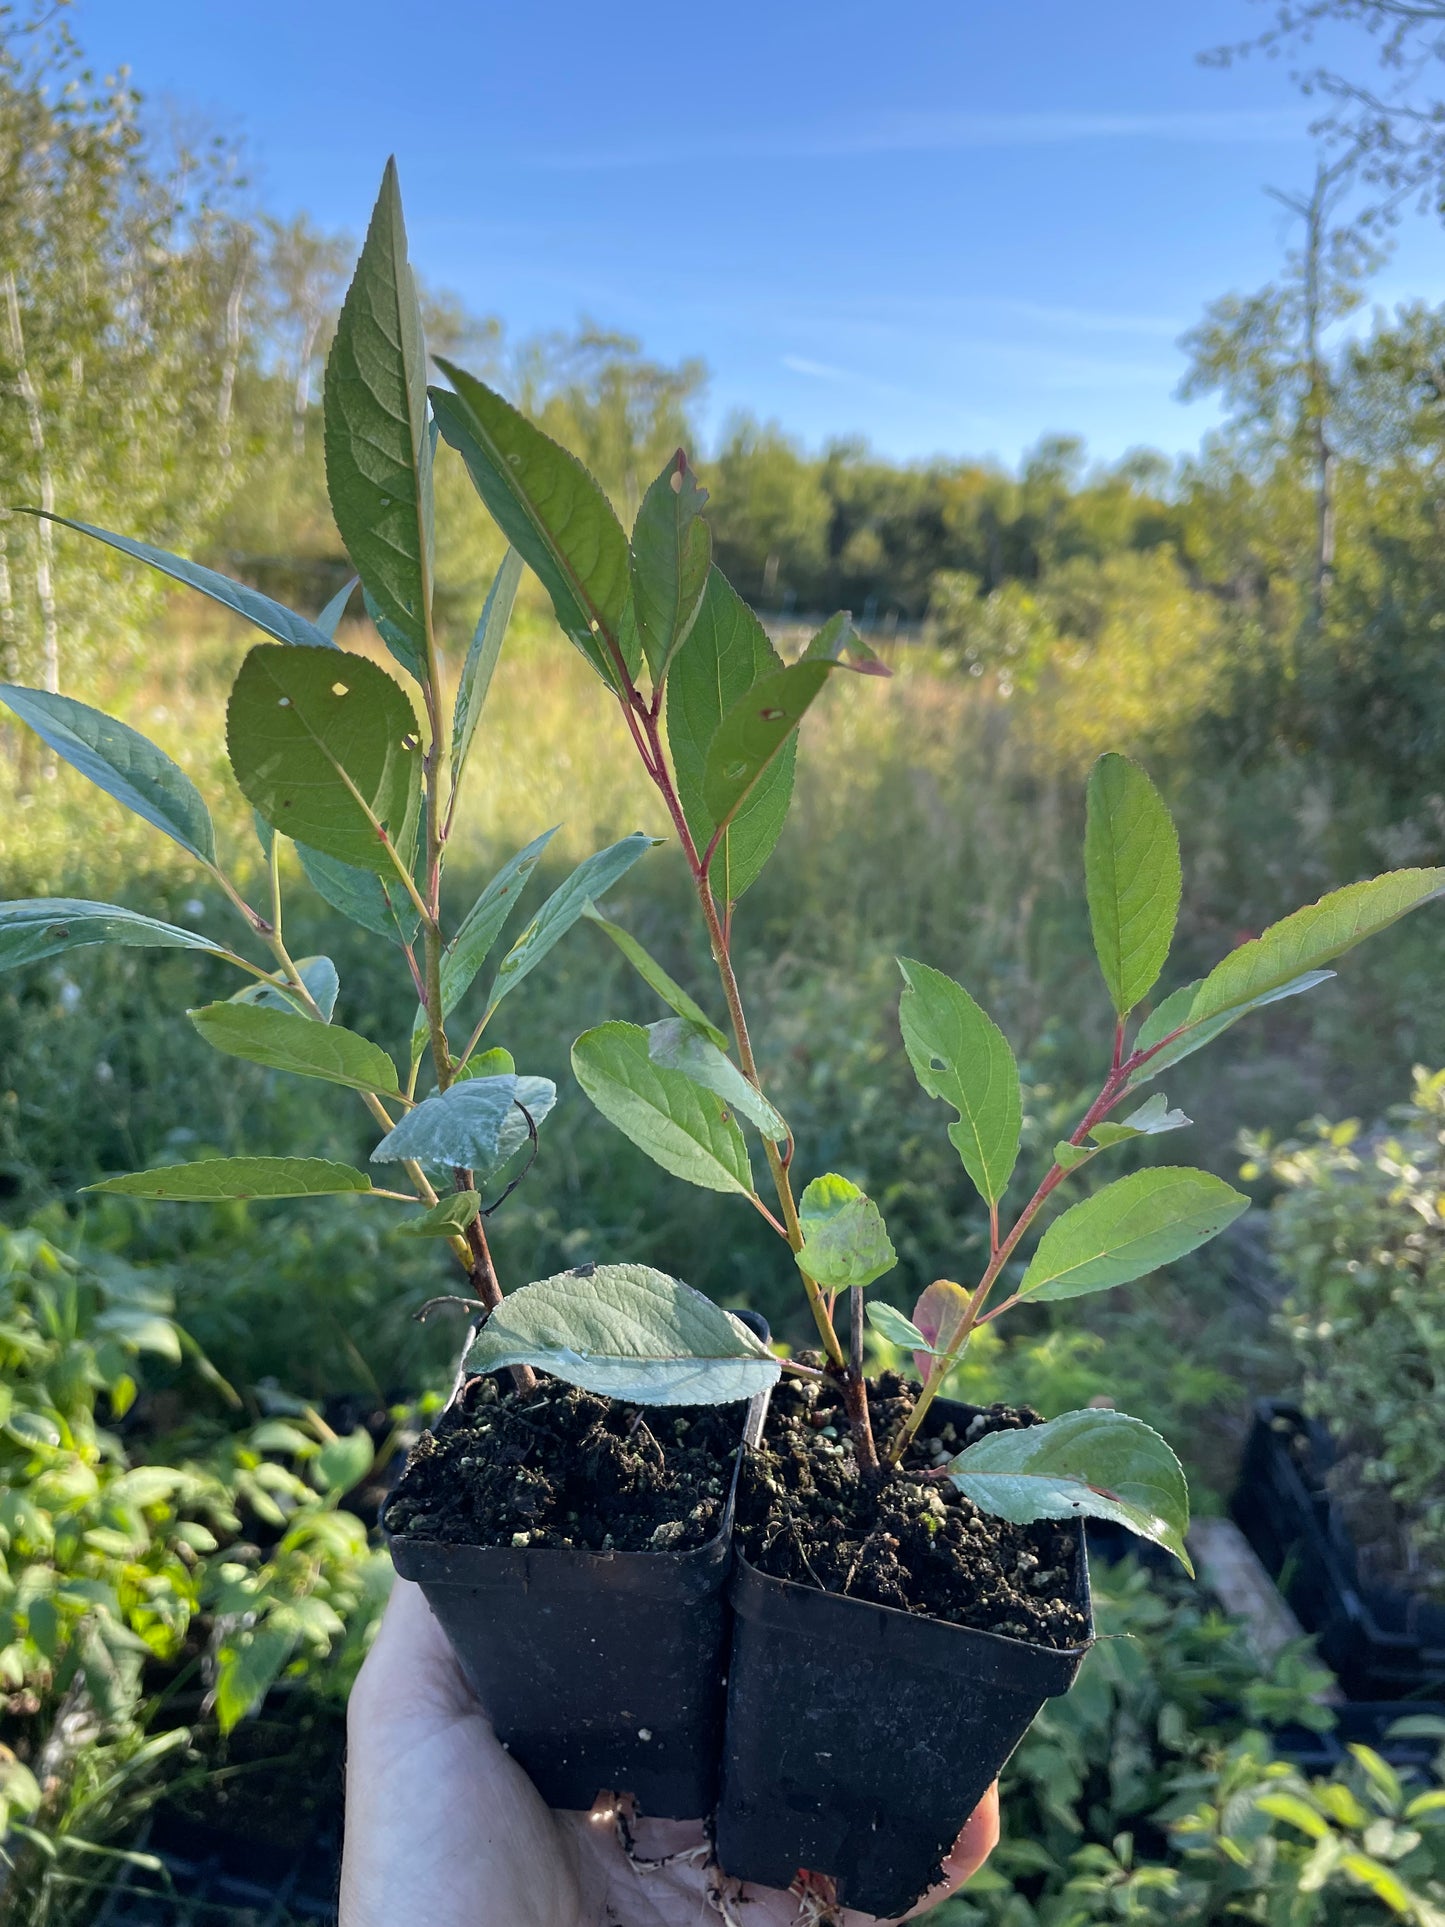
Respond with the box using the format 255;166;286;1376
340;1578;999;1927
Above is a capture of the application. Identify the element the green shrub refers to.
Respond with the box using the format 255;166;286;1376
1245;1067;1445;1597
941;1562;1445;1926
0;1224;390;1915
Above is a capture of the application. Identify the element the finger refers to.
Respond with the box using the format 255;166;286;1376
898;1782;1001;1921
349;1576;477;1727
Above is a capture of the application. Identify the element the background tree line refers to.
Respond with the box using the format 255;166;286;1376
6;0;1445;821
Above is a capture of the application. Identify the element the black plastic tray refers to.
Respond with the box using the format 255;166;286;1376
1232;1399;1445;1701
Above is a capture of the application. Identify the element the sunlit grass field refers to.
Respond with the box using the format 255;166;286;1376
2;595;1441;1498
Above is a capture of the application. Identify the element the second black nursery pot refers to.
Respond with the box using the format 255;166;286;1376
386;1456;739;1819
714;1407;1095;1919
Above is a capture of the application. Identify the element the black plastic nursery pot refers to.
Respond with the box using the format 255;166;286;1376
386;1415;742;1820
714;1400;1095;1920
1232;1399;1445;1702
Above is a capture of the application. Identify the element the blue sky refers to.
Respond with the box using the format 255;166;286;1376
77;0;1445;469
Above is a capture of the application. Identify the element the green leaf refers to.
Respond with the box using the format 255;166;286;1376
295;842;420;943
802;609;887;671
947;1409;1192;1572
897;957;1020;1209
189;1002;400;1095
315;1427;375;1496
0;685;215;862
371;1074;519;1169
227;644;423;873
315;574;359;637
214;1622;295;1733
571;1021;752;1195
392;1190;481;1238
483;1079;558;1179
230;955;340;1021
1189;869;1445;1025
6;1409;61;1450
646;1018;786;1140
452;547;523;790
866;1301;935;1353
412;827;557;1060
431;359;630;687
1256;1793;1332;1842
630;449;712;685
1084;752;1181;1016
484;832;659;1020
1128;971;1335;1085
324;159;433;675
703;659;834;842
29;513;334;649
582;906;728;1046
363;586;424;683
466;1262;779;1405
459;1046;514;1078
1018;1167;1249;1303
667;568;795;902
1089;1094;1191;1146
0;898;223;971
86;1157;375;1201
1054;1141;1097;1172
796;1173;896;1291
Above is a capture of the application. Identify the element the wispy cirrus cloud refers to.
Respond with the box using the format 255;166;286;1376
520;107;1307;173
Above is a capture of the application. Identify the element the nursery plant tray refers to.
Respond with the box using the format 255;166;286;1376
91;1825;338;1925
1232;1399;1445;1702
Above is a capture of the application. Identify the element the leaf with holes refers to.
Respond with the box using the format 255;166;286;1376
189;1002;400;1096
370;1074;520;1170
0;899;223;972
28;513;334;649
86;1157;375;1201
703;659;833;841
431;359;630;687
572;1021;752;1195
646;1018;786;1140
667;569;795;902
898;957;1020;1209
630;450;712;685
324;160;434;674
227;645;422;874
948;1408;1192;1571
466;1263;779;1404
1189;869;1445;1025
452;547;524;789
1019;1167;1248;1302
1084;753;1181;1016
583;906;728;1047
0;686;215;861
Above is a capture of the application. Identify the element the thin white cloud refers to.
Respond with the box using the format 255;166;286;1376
781;355;856;382
521;108;1308;172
